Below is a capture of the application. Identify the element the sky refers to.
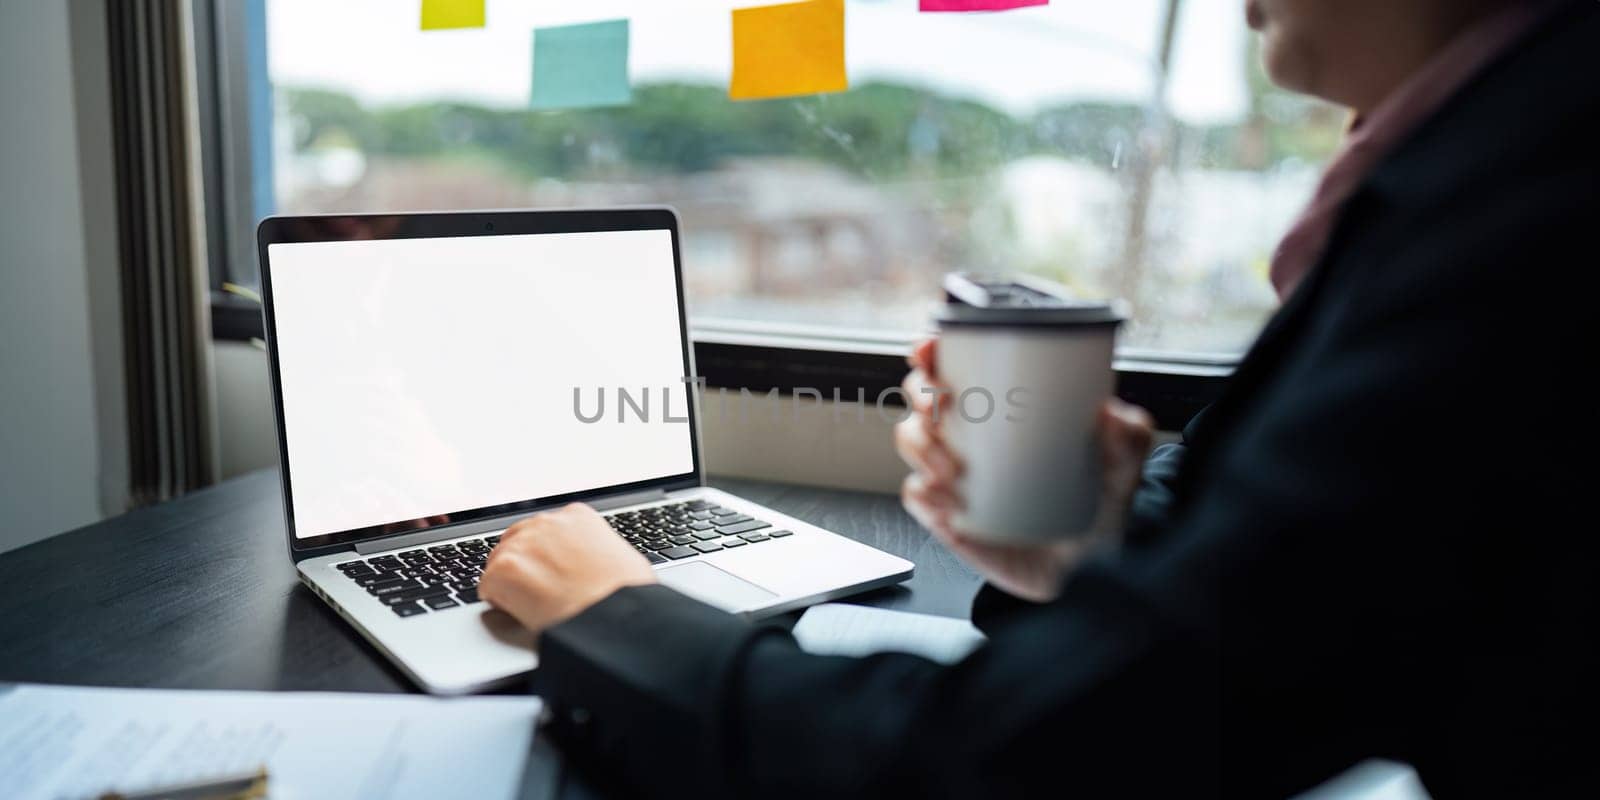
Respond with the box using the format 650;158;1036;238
267;0;1256;125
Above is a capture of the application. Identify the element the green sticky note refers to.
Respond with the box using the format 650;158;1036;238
421;0;484;31
530;19;632;111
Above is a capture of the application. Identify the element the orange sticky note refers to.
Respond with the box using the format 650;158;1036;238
421;0;485;31
731;0;848;101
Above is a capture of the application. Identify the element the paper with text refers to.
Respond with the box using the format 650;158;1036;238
792;603;987;664
0;684;543;800
731;0;848;101
532;20;632;111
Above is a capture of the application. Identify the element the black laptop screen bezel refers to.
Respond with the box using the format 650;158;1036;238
257;208;703;561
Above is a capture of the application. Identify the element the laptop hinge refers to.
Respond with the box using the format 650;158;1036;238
588;488;669;512
354;515;516;555
352;488;672;555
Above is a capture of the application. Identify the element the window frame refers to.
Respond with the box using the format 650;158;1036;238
195;0;271;292
196;0;1236;432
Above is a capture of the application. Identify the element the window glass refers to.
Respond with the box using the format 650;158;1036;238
259;0;1342;353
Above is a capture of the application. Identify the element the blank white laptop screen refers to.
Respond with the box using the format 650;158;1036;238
267;228;694;539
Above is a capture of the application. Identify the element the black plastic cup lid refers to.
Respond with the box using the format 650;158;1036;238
935;273;1124;327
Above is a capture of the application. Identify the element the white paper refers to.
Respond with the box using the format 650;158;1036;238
792;603;987;665
0;684;544;800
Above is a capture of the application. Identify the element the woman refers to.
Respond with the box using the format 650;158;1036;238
479;1;1597;796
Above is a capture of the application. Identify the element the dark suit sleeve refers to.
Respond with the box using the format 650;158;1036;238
1128;440;1186;535
538;569;1220;799
968;581;1043;632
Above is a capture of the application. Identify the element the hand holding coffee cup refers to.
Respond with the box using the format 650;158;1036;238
896;275;1153;600
898;340;1154;601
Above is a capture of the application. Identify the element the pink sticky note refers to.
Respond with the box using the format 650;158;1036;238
920;0;1048;11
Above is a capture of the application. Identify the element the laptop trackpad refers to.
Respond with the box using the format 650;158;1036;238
657;562;776;612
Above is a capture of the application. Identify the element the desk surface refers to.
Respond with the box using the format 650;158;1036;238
0;469;980;694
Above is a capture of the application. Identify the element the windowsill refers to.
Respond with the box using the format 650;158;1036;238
210;291;265;342
691;317;921;356
690;317;1240;374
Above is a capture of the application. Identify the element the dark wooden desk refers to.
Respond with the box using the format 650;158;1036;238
0;469;980;796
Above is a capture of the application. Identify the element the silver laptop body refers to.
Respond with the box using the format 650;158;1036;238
258;209;913;695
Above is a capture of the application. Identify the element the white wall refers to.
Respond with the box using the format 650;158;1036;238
215;341;280;480
0;0;122;552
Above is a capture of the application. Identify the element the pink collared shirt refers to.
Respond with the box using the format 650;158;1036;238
1269;2;1557;299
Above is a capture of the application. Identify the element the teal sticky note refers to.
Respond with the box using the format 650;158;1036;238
531;19;631;111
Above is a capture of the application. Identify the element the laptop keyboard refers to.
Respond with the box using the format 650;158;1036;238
334;499;792;618
609;499;790;563
335;539;493;618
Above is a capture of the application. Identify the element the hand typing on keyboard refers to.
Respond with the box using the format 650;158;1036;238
477;503;657;635
335;500;795;621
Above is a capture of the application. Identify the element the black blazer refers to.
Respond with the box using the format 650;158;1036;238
532;3;1600;796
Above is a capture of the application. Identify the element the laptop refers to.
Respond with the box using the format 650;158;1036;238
257;208;914;695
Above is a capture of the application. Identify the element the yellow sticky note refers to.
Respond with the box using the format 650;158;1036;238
421;0;485;31
731;0;848;101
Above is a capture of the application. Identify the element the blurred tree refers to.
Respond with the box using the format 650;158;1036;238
1028;101;1145;164
279;69;1339;181
281;81;1028;180
283;88;373;151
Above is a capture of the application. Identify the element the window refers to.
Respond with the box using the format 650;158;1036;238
229;0;1342;355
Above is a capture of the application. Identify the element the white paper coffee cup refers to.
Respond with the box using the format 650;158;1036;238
934;277;1122;544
